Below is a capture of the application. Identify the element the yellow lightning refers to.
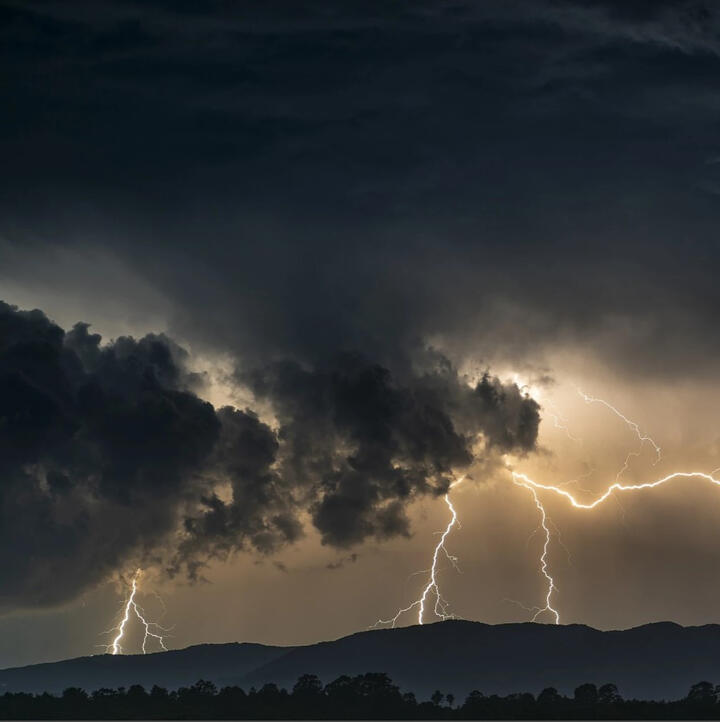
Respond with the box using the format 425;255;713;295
102;569;170;655
373;476;465;628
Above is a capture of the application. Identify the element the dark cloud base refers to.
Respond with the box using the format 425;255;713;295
0;301;538;611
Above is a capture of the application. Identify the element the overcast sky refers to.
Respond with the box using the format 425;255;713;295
3;0;720;668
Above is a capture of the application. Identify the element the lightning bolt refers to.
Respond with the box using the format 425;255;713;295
101;569;171;655
512;469;720;511
510;391;670;624
512;476;560;623
373;476;465;628
512;467;720;624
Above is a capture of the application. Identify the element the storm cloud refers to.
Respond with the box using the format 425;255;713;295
0;301;218;608
3;0;720;381
0;301;538;609
175;352;540;573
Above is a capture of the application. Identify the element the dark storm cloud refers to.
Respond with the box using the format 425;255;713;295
3;0;720;379
171;405;303;581
173;353;539;570
0;301;218;608
239;354;538;547
537;0;720;54
0;302;538;607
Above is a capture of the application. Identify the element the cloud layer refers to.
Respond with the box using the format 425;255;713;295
4;0;720;382
0;302;538;609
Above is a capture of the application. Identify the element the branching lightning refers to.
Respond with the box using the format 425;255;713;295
373;476;465;628
512;469;720;511
512;390;717;624
100;569;171;655
512;476;560;623
511;467;720;622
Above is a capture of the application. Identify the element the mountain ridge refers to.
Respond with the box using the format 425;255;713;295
1;620;718;700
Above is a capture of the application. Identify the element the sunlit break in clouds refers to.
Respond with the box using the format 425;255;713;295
2;0;720;671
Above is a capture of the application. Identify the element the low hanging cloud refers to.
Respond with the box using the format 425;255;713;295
0;301;539;610
176;353;540;568
0;301;219;609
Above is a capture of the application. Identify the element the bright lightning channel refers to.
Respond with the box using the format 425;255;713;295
101;569;170;655
512;476;560;623
513;469;720;512
373;476;465;628
512;468;720;623
511;391;667;624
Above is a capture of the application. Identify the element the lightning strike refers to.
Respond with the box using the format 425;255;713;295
512;470;720;511
510;390;670;624
373;476;465;628
102;569;171;655
512;476;560;623
512;468;720;625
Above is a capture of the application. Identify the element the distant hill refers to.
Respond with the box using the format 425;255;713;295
2;621;720;700
0;643;289;696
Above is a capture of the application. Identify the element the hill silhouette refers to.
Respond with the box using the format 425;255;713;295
2;621;719;700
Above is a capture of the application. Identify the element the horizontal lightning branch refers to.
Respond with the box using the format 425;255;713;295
512;470;720;511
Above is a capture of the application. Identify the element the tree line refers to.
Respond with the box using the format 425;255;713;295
1;673;720;719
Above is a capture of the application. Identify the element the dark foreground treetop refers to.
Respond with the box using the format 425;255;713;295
1;672;720;719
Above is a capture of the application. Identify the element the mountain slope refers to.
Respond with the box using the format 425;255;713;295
238;620;720;700
2;621;719;700
0;643;290;695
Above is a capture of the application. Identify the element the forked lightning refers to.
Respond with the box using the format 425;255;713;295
513;391;720;624
101;569;170;655
373;476;465;627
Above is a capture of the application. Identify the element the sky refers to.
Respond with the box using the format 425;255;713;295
2;0;720;668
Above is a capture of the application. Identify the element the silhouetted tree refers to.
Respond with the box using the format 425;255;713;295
292;674;324;717
4;673;720;719
598;682;621;705
574;682;598;706
461;689;486;718
536;686;563;719
688;681;716;704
